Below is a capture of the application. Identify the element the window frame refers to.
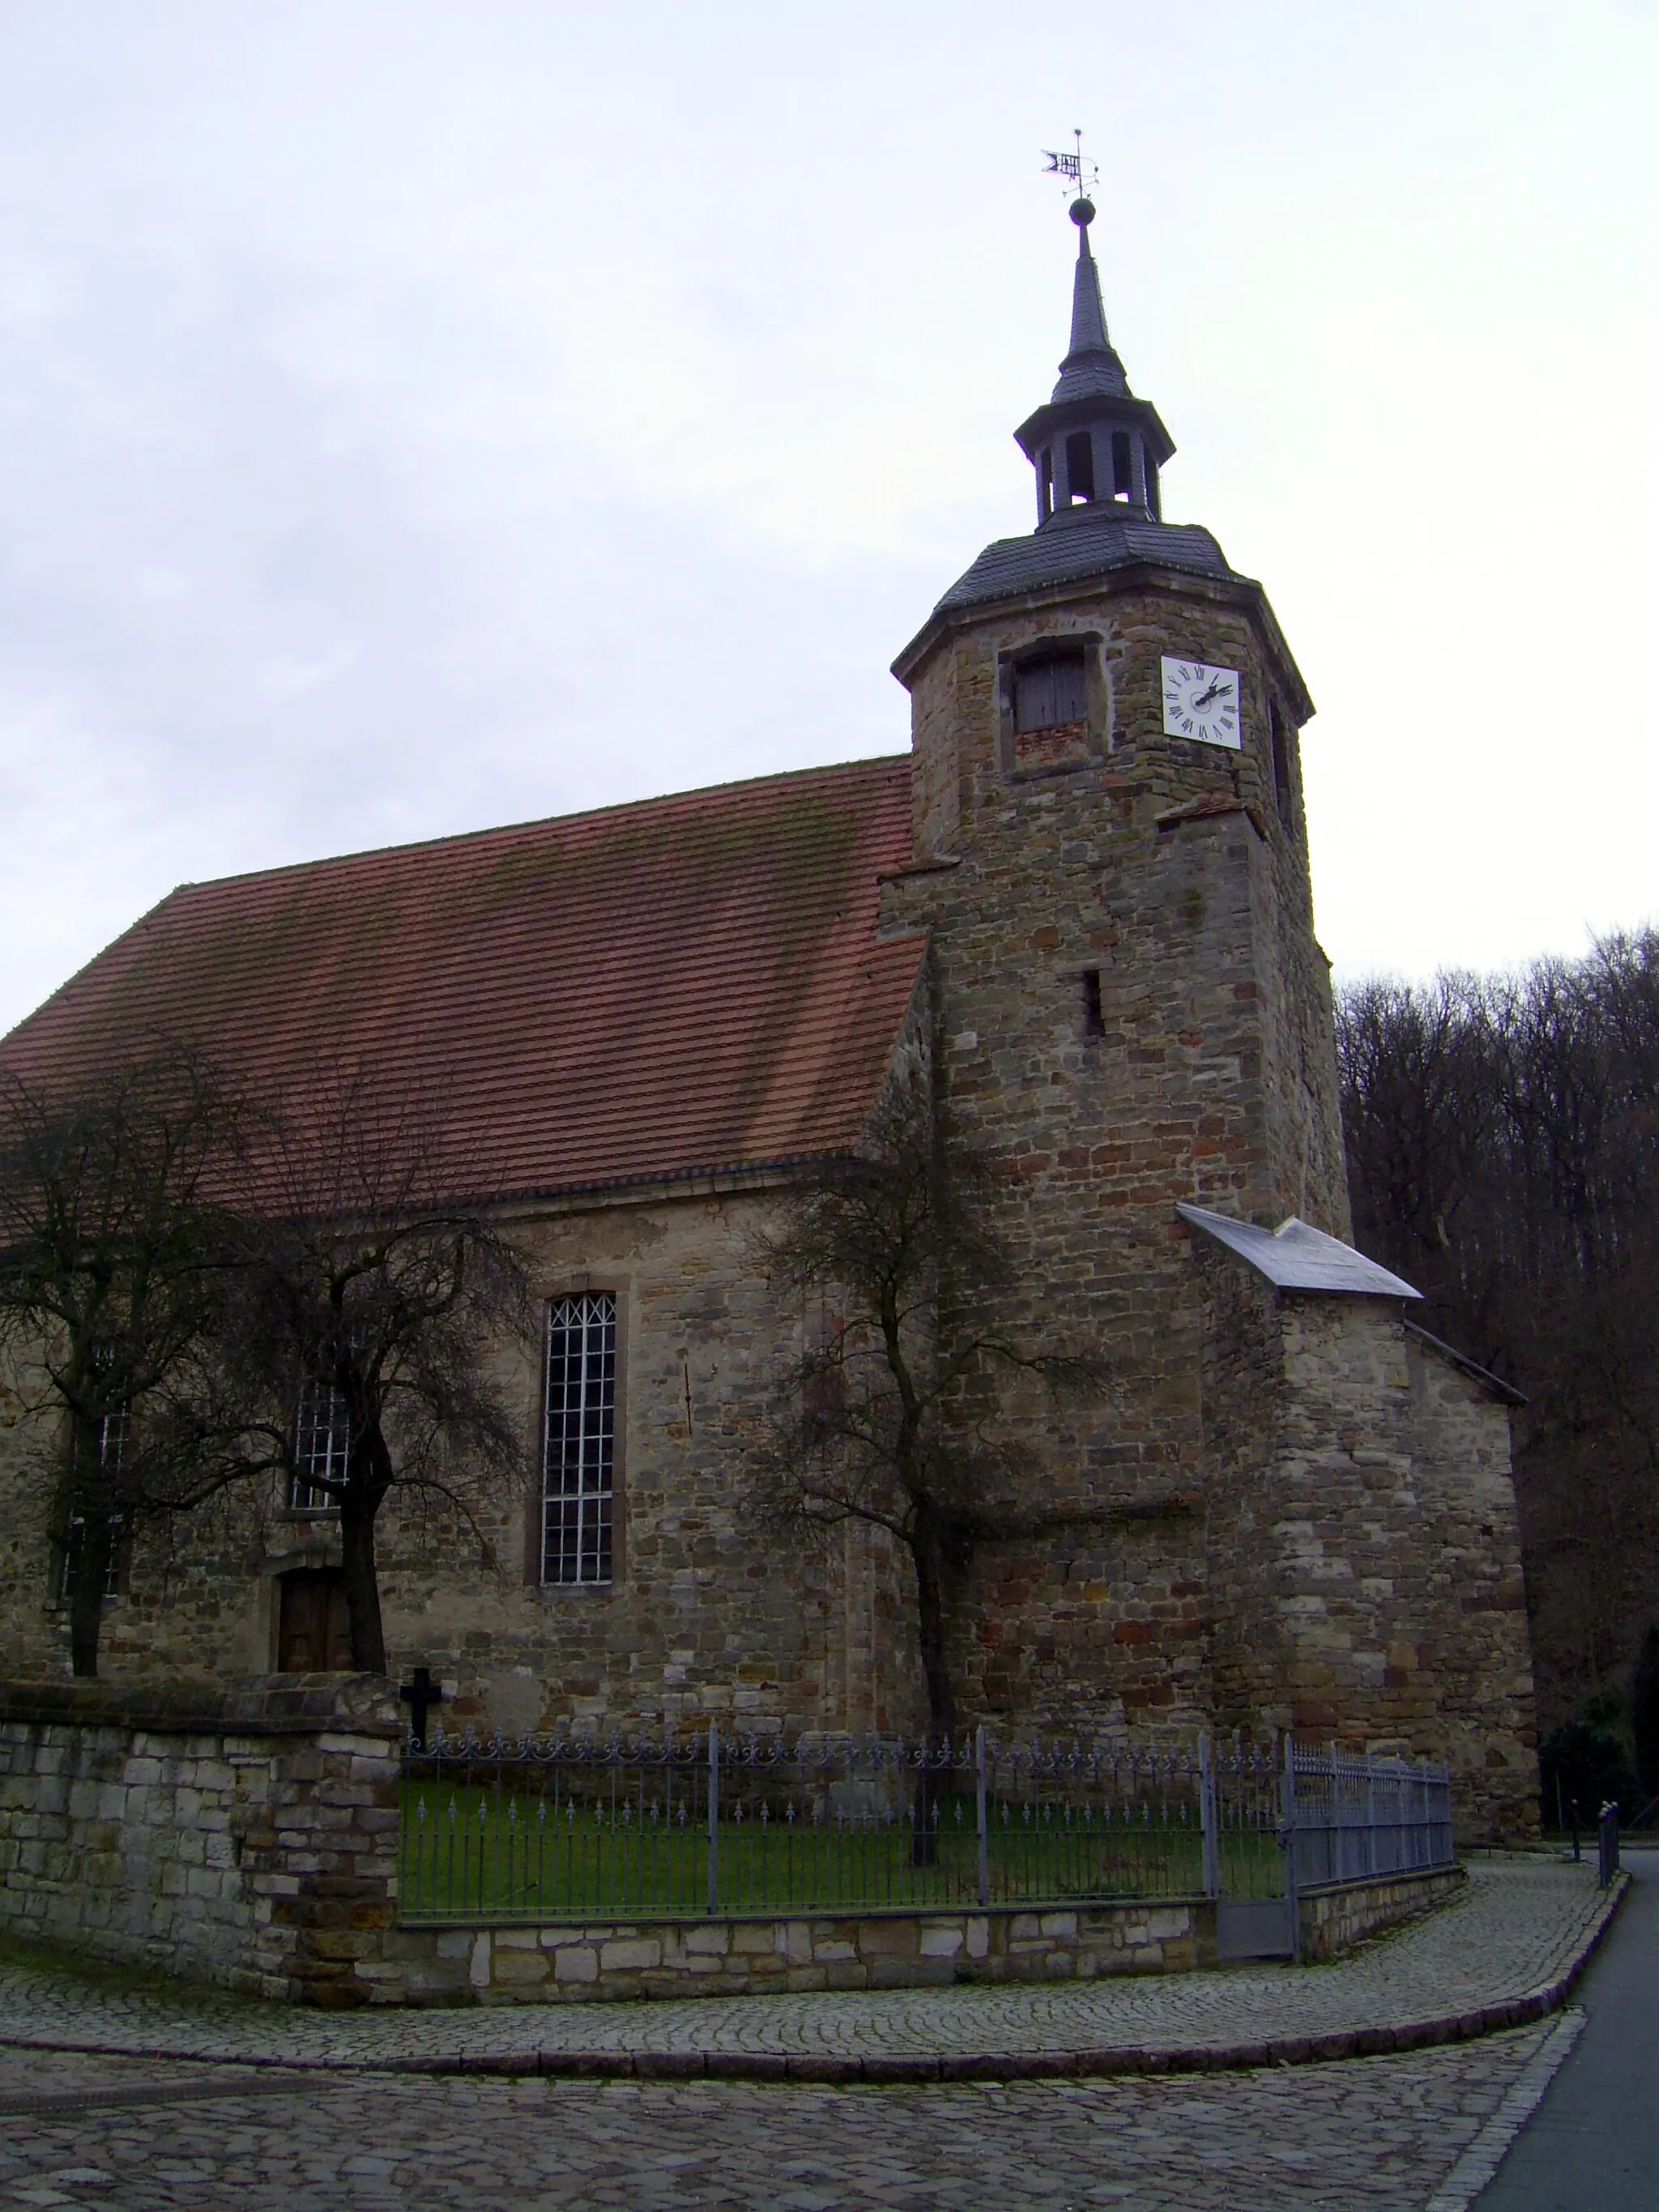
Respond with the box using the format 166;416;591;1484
59;1511;124;1603
536;1288;623;1592
998;631;1110;782
288;1375;349;1515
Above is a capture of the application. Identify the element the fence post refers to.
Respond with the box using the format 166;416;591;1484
706;1721;719;1916
1598;1801;1620;1890
1199;1734;1220;1899
1282;1734;1302;1965
975;1724;990;1909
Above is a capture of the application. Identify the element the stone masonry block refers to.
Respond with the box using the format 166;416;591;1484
919;1925;965;1959
599;1938;661;1972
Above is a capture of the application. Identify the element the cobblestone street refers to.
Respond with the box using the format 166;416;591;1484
0;2025;1571;2210
0;1859;1622;2208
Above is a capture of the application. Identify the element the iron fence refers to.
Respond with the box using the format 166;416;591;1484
1284;1741;1456;1890
397;1724;1454;1927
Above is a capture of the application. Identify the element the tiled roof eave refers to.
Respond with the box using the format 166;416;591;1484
481;1146;870;1222
893;552;1248;681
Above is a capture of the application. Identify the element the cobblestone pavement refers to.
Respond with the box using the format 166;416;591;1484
0;1859;1619;2081
0;2022;1575;2209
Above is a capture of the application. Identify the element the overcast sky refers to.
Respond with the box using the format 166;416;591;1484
2;2;1655;1036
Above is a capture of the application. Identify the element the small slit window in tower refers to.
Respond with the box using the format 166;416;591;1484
1144;446;1161;518
1111;430;1133;501
1064;431;1095;504
1014;648;1089;735
1038;446;1054;520
1082;968;1105;1038
1269;700;1294;825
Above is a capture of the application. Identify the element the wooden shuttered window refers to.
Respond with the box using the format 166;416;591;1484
1013;650;1089;735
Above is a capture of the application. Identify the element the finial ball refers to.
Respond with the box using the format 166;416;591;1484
1069;195;1095;228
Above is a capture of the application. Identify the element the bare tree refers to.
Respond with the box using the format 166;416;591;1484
1337;932;1659;1734
219;1077;535;1674
0;1047;267;1676
746;1059;1120;1761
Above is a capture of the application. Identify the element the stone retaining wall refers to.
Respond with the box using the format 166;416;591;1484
0;1676;399;2007
382;1899;1214;2006
382;1863;1464;2006
1299;1864;1465;1959
0;1676;1466;2006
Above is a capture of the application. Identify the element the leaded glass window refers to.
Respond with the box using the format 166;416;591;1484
541;1293;616;1587
291;1378;348;1512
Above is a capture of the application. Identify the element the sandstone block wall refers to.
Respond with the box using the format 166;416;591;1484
876;568;1364;1738
371;1871;1464;2005
0;1190;924;1746
1299;1865;1465;1960
0;1676;399;2005
382;1901;1212;2006
1200;1250;1537;1842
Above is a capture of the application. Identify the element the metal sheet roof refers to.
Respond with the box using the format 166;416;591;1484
1176;1204;1423;1299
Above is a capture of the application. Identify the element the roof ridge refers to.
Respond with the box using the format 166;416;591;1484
165;752;912;901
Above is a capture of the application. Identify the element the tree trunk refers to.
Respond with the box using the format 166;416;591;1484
908;1520;958;1867
910;1520;958;1742
67;1511;115;1678
339;1490;388;1675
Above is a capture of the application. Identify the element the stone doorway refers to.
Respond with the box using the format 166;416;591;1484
276;1567;352;1671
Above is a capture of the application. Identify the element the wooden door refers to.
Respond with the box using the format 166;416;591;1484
276;1568;352;1671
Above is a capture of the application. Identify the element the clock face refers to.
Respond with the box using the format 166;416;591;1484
1161;657;1242;749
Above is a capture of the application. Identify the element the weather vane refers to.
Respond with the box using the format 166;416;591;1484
1042;129;1098;203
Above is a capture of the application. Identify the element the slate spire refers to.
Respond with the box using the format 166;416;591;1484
1057;197;1127;396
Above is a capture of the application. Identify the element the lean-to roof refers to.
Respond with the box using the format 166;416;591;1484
1;757;927;1205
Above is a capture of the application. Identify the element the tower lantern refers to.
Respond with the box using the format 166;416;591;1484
1014;194;1175;526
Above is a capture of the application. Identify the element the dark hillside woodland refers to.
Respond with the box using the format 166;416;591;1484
1337;935;1659;1742
220;1083;535;1674
746;1062;1114;1771
0;1050;264;1676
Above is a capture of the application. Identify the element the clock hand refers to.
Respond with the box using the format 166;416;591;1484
1193;682;1221;709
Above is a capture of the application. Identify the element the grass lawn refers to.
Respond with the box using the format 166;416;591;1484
397;1779;1280;1923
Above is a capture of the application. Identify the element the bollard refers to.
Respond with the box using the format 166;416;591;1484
1598;1801;1620;1890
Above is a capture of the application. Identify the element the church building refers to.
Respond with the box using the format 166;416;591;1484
0;196;1538;1839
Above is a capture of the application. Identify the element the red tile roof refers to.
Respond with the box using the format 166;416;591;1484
2;757;927;1204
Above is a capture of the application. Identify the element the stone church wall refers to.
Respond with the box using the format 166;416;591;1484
1197;1247;1537;1842
0;1186;925;1745
874;573;1357;1746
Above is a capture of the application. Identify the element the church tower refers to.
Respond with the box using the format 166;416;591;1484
876;188;1354;1733
877;196;1537;1843
887;190;1350;1250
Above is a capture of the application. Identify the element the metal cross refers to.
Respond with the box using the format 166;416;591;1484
399;1664;446;1749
